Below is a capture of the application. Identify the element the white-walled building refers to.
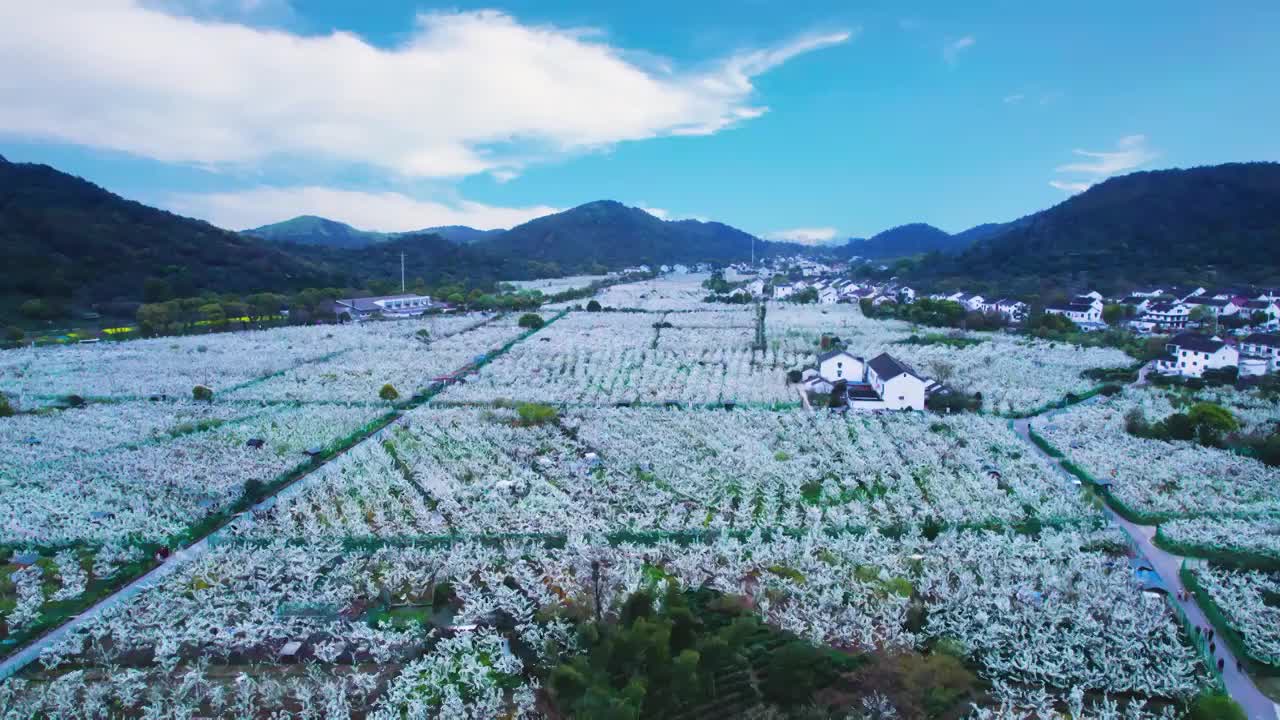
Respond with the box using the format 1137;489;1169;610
333;294;435;322
1155;333;1239;378
866;353;928;410
1240;333;1280;373
817;350;865;384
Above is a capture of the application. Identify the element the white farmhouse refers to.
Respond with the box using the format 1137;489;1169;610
818;286;840;305
1240;333;1280;373
1046;295;1103;325
817;350;865;384
1155;333;1239;378
866;353;928;410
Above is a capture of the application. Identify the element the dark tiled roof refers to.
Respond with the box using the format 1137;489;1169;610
868;352;920;381
1244;300;1277;310
817;349;862;364
1169;333;1226;354
1243;333;1280;348
1184;297;1230;307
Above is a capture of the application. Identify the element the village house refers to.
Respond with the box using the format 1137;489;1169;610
1241;299;1280;326
1182;296;1242;319
1155;333;1239;378
982;298;1029;322
1133;301;1191;332
1239;333;1280;373
807;349;928;411
1045;295;1103;325
333;294;435;322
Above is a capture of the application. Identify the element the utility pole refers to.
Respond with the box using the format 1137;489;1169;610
400;253;406;293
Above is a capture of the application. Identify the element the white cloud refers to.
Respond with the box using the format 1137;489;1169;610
943;35;975;64
165;186;559;231
0;2;851;178
1048;180;1092;194
638;206;671;220
1049;134;1158;194
765;227;839;245
1002;93;1025;104
1055;134;1158;176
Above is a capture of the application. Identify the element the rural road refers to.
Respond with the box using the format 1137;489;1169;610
1013;416;1278;720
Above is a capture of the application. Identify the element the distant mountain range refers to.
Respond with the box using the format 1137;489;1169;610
244;216;503;248
4;153;1279;318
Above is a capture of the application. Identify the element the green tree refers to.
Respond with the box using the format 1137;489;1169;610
3;326;24;343
518;313;545;330
136;302;174;336
1102;303;1127;325
1187;402;1239;435
379;384;400;401
0;394;14;417
198;302;226;325
587;299;603;312
1188;692;1246;720
192;385;214;402
246;293;286;323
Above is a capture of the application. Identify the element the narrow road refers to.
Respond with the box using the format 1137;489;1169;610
1013;417;1277;720
0;313;559;682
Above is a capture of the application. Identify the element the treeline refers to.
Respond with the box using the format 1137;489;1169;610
859;298;1010;332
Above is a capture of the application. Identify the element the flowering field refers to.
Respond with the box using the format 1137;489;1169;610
0;304;1231;716
2;526;1206;717
1032;388;1280;522
440;311;795;405
234;407;1091;542
507;274;608;295
1;401;384;547
1186;564;1280;666
0;312;504;405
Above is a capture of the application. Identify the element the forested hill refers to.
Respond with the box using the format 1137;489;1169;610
0;159;338;307
914;162;1280;296
837;223;967;258
244;217;506;248
475;200;801;272
243;215;386;249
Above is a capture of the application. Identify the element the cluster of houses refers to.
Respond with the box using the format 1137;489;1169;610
1157;331;1280;379
1123;286;1280;333
926;291;1031;323
799;348;939;411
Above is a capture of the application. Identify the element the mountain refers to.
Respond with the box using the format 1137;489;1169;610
476;200;797;272
419;225;505;245
920;162;1280;295
837;223;968;259
0;159;339;308
245;217;506;248
243;215;388;249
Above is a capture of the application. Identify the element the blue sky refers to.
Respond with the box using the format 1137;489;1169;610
1;1;1277;243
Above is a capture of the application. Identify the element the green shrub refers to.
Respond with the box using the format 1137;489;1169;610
3;326;23;343
192;385;214;402
515;402;558;426
518;313;545;330
586;300;602;312
0;394;14;417
379;383;400;401
242;478;265;504
1188;692;1246;720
